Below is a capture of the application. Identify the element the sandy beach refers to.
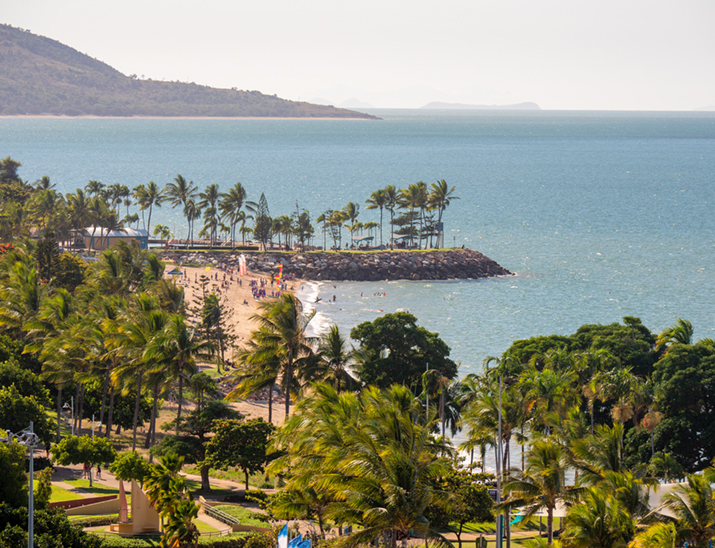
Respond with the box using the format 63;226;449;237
164;262;304;425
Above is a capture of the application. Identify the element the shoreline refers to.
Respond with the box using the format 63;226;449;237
160;248;512;282
0;114;376;121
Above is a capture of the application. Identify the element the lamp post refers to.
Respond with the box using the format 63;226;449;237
3;422;40;548
63;397;74;437
496;376;503;548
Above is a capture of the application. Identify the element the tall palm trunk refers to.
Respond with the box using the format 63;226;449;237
176;372;185;435
132;372;143;451
77;384;85;433
285;347;294;418
145;385;159;449
268;383;274;424
56;387;62;443
73;384;80;433
99;368;110;435
106;387;115;439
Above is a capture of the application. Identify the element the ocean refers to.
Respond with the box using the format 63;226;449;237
3;110;715;378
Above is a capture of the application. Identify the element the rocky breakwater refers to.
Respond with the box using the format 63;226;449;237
161;248;511;281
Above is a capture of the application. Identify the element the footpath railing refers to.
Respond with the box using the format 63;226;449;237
203;503;240;527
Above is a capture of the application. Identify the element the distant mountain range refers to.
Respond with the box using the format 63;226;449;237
420;101;541;110
0;24;377;119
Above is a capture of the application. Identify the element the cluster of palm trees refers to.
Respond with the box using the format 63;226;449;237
268;383;453;547
451;326;715;548
252;313;714;548
228;300;360;424
360;179;458;249
314;180;458;251
2;157;460;252
0;241;212;452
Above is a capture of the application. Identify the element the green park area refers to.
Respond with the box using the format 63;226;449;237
0;158;714;547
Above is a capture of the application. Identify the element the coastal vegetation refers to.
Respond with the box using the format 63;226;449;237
0;165;714;548
0;156;459;252
0;24;376;119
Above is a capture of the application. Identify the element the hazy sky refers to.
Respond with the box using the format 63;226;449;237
5;0;715;110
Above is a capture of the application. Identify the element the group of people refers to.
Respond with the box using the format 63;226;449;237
82;462;102;480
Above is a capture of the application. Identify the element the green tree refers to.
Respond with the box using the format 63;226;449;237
0;359;51;406
426;467;494;548
365;189;388;246
219;182;248;248
271;384;452;548
0;385;53;444
109;450;154;485
646;341;715;471
429;180;458;249
137;180;164;234
164;174;197;245
0;503;103;548
501;439;572;544
301;325;358;392
153;399;241;490
250;293;315;417
562;487;633;548
51;435;117;487
0;441;28;508
205;418;275;490
350;312;458;390
662;471;715;548
253;193;272;250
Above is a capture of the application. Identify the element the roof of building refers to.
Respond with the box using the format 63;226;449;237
82;227;149;238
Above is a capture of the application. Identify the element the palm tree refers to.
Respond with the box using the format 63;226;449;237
562;487;633;548
521;361;579;435
342;202;360;246
218;182;247;248
85;180;105;198
250;293;315;417
0;254;47;338
227;331;283;424
164;174;197;245
365;189;388;246
502;439;572;544
26;288;76;442
429;180;459;248
382;185;398;248
570;423;627;485
328;210;347;250
113;295;168;450
184;199;201;247
198;183;220;246
662;472;715;548
302;325;357;392
137;181;164;234
270;383;452;548
631;522;678;548
656;318;694;352
151;314;212;433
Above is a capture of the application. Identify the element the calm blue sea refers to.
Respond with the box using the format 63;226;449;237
3;110;715;377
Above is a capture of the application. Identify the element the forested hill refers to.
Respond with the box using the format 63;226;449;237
0;24;377;119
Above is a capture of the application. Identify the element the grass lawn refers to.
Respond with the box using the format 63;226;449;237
195;520;219;534
48;485;85;503
68;513;119;523
63;479;132;505
184;466;273;489
64;478;119;496
212;505;269;528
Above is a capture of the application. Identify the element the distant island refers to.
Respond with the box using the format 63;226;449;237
420;101;541;110
0;24;377;119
